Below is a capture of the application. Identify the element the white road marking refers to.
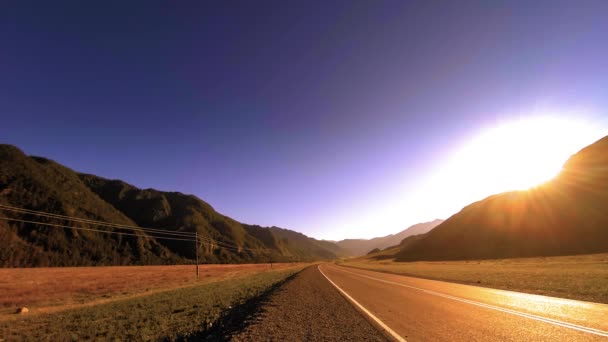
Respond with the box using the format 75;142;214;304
318;265;407;342
333;265;608;338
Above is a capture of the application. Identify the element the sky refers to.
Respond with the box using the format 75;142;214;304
1;1;608;240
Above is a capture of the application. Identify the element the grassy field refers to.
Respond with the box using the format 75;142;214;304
1;265;306;341
0;263;302;317
339;253;608;304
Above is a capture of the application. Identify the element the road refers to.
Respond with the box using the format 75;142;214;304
230;266;387;341
319;264;608;341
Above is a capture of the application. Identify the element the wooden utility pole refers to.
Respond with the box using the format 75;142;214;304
195;231;199;280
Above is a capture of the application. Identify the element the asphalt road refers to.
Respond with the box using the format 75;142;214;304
230;266;387;341
319;264;608;341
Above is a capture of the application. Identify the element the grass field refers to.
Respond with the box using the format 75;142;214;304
339;253;608;304
0;265;306;341
0;263;303;318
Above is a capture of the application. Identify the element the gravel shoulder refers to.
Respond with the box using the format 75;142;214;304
230;265;388;341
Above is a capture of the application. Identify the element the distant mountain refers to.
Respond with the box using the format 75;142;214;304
335;219;443;256
0;144;343;267
396;135;608;261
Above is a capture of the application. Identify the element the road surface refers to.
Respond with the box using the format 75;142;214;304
319;264;608;341
230;266;387;341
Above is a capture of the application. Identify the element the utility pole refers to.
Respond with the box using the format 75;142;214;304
195;231;199;280
269;252;273;269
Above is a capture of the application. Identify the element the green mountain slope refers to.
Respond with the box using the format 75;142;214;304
396;135;608;261
0;144;341;266
0;145;179;267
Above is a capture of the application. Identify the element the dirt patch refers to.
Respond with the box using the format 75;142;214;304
228;266;388;341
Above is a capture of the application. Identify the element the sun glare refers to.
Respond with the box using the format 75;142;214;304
411;114;606;221
450;116;603;192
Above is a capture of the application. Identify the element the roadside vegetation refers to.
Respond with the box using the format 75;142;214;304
0;263;302;317
1;266;305;341
339;253;608;304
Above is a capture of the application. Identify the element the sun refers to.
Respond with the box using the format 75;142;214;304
449;116;604;194
413;114;605;220
385;113;605;229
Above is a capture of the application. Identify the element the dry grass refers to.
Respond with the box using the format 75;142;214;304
1;267;306;341
340;253;608;303
0;263;305;317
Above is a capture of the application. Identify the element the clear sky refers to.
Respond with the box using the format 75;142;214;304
2;1;607;240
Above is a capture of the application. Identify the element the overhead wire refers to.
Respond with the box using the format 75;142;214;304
0;204;271;253
0;204;195;237
0;216;195;242
0;215;264;252
0;204;271;252
195;234;270;252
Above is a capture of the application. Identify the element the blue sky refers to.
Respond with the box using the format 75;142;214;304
1;1;607;239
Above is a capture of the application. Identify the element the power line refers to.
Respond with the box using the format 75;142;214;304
0;214;267;253
195;234;270;252
1;207;275;281
195;235;269;253
0;216;195;242
0;204;271;253
0;204;195;237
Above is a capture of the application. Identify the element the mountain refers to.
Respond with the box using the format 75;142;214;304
396;135;608;261
0;144;343;267
335;219;443;256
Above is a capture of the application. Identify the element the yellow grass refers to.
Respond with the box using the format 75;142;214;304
0;263;306;317
1;267;306;340
339;253;608;303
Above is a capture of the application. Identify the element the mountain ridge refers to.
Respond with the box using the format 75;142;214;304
335;219;443;256
0;144;344;267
